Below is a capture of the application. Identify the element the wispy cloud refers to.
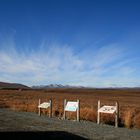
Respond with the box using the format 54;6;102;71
0;36;139;87
0;37;84;86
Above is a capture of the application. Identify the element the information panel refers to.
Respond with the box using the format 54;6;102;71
98;105;116;114
38;102;50;109
65;101;78;112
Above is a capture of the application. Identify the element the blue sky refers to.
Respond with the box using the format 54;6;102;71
0;0;140;87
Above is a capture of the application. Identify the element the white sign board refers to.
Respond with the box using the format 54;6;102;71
38;102;50;109
65;101;78;112
98;105;116;114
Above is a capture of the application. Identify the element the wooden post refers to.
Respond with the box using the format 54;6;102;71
97;100;100;124
38;99;41;116
63;99;66;120
49;99;52;118
115;101;119;128
77;99;80;122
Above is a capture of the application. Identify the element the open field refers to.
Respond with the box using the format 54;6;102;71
0;88;140;129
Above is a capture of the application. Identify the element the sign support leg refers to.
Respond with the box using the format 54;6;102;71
49;99;52;118
115;101;119;128
97;100;100;124
77;99;80;122
38;99;41;116
63;99;66;120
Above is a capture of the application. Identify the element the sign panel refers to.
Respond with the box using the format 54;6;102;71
65;101;78;112
98;105;116;114
38;102;50;109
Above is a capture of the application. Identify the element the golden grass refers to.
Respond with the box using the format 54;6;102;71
0;88;140;128
123;108;135;128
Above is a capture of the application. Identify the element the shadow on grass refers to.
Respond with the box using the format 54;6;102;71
0;131;88;140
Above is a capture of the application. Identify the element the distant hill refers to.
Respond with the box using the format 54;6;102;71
0;81;30;90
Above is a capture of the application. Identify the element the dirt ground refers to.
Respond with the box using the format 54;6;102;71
0;108;140;140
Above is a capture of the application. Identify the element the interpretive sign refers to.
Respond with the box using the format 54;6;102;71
38;99;52;118
98;105;116;114
97;100;119;128
63;99;80;121
65;101;78;112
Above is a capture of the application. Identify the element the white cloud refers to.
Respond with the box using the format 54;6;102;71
0;36;139;87
0;39;85;85
92;44;123;68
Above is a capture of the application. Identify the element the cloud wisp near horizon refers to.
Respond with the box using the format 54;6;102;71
0;34;139;87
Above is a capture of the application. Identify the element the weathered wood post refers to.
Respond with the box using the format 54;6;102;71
49;99;52;118
77;99;80;122
115;101;119;128
63;99;66;120
97;100;100;124
38;99;41;116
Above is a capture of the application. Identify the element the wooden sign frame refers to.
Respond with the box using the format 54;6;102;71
63;99;80;121
97;100;119;127
38;99;52;118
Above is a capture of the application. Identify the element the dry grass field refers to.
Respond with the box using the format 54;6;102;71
0;88;140;129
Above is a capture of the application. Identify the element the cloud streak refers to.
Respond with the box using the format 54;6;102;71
0;36;139;87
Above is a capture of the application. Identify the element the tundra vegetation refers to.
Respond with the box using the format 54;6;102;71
0;88;140;129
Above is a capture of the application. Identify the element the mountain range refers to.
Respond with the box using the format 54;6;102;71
32;84;85;89
0;81;139;90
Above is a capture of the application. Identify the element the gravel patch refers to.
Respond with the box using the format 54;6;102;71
0;108;140;140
